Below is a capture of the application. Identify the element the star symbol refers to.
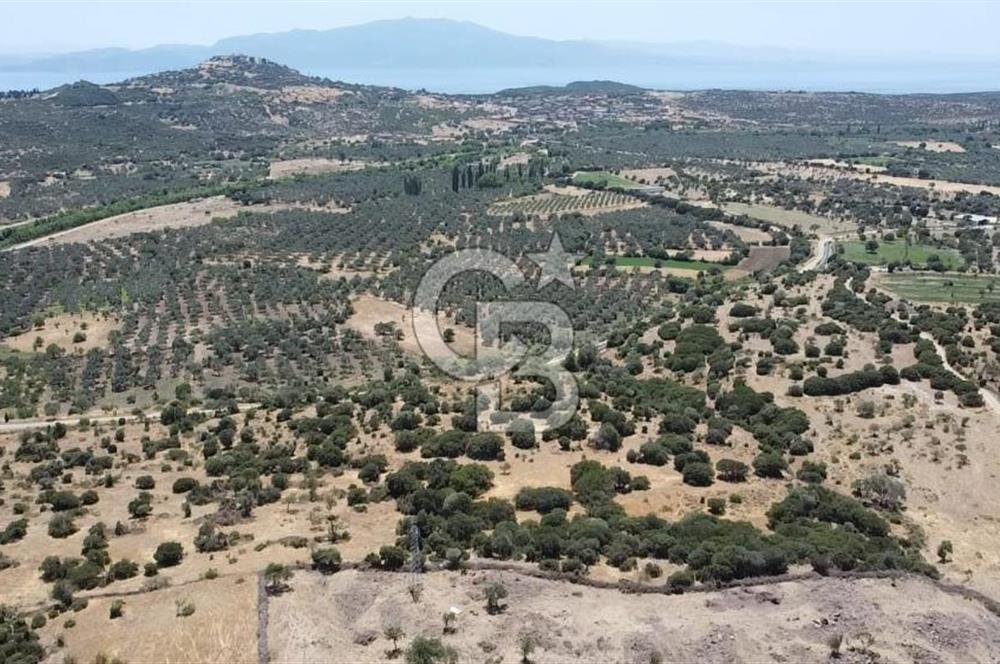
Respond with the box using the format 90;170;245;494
529;232;578;290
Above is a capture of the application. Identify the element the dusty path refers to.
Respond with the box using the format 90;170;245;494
922;331;1000;414
846;276;1000;417
799;235;834;272
0;402;260;434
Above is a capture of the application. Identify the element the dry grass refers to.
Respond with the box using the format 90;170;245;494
267;158;371;179
269;569;1000;663
895;140;966;153
708;221;773;244
344;294;476;358
759;161;1000;198
24;196;244;247
38;575;258;664
2;310;119;353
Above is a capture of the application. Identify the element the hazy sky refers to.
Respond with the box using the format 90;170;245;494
3;1;999;57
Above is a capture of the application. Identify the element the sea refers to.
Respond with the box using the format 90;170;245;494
2;62;999;95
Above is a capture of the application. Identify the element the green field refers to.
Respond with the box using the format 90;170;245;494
572;170;643;190
878;273;1000;304
581;255;728;272
854;155;892;167
839;239;964;269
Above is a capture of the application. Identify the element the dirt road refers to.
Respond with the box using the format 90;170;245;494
0;403;260;434
799;235;834;272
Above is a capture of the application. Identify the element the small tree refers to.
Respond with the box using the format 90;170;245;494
264;563;293;594
937;540;953;563
519;633;537;664
852;473;905;512
311;547;342;574
441;610;457;634
484;582;508;615
827;632;843;658
384;624;405;658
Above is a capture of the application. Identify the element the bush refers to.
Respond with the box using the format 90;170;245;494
852;473;906;512
514;487;573;513
466;432;504;461
48;514;77;539
667;569;695;592
106;559;139;582
404;637;457;664
153;541;184;567
448;464;494;498
716;459;749;482
312;547;342;574
753;452;787;479
636;440;670;466
134;475;155;490
589;422;622;452
379;545;407;571
171;477;198;494
707;497;726;515
682;462;714;487
0;518;28;544
509;422;537;450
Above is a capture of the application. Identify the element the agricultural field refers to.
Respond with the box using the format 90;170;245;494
721;202;853;234
580;255;729;273
571;170;645;190
488;189;644;218
875;272;1000;304
838;239;964;270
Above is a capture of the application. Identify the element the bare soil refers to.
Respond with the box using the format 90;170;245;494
267;158;370;179
2;310;120;353
895;140;966;153
25;197;243;247
268;569;1000;663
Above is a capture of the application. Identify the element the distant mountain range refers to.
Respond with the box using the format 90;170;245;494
2;18;999;94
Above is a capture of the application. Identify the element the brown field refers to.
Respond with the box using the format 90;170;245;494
621;167;677;183
17;196;244;248
895;140;966;153
344;294;476;358
2;310;119;352
707;220;773;244
727;245;790;279
269;569;1000;664
37;575;259;664
267;158;370;179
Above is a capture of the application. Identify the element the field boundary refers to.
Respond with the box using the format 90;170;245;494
258;570;270;664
